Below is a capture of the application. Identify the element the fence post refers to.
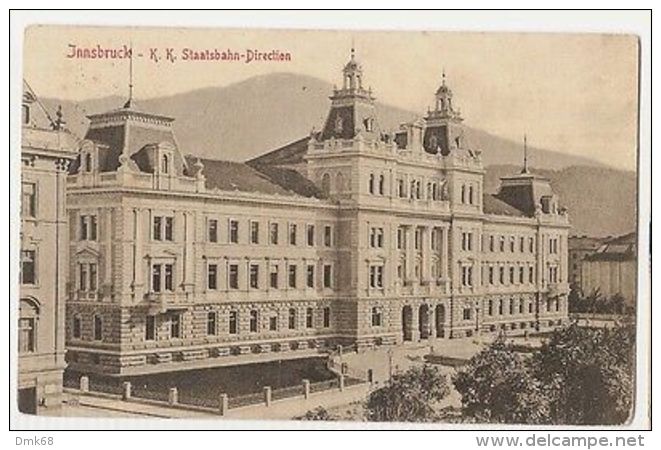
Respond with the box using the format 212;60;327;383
122;381;132;400
339;374;345;392
263;386;272;407
302;379;310;399
168;387;178;405
219;393;228;416
80;376;89;393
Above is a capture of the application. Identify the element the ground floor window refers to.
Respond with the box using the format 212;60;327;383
73;315;82;339
323;307;331;328
288;308;296;329
18;318;35;353
463;308;472;321
229;311;238;334
249;310;259;332
371;307;382;327
305;307;313;328
207;311;217;335
269;315;278;331
145;315;155;340
170;314;181;339
93;315;103;341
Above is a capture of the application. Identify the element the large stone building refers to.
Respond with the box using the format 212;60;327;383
19;82;77;413
568;235;604;289
580;232;637;308
65;52;570;376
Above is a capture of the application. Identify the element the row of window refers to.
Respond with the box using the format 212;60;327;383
71;307;332;342
396;226;444;252
395;178;446;201
485;297;562;316
211;220;333;247
206;262;333;291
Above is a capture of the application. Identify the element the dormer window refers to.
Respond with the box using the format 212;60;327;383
161;154;169;174
22;104;30;125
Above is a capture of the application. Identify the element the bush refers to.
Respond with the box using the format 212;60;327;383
366;365;449;422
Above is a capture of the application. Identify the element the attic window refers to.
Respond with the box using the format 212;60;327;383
22;104;30;125
161;154;170;174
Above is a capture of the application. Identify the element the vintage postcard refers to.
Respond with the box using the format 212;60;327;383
13;21;647;431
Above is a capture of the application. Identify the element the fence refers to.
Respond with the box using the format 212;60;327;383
67;373;365;416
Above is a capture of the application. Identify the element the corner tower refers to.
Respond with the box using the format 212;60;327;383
423;72;466;156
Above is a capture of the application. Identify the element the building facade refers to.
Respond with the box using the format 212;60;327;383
581;232;637;307
65;53;570;376
568;235;604;289
19;82;77;413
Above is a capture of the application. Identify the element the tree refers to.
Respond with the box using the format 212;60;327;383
453;324;635;425
366;365;450;422
453;338;552;424
533;322;634;425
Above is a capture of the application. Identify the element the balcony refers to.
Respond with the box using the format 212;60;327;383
144;292;192;314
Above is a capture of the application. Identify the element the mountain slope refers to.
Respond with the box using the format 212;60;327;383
43;72;604;169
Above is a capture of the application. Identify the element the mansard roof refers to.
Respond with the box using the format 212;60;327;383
482;193;528;217
186;156;323;199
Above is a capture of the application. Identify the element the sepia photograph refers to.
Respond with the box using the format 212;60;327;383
9;10;651;437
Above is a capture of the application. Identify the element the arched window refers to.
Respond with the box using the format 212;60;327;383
336;172;345;193
371;307;382;327
378;175;385;195
85;153;92;172
19;298;39;354
161;154;170;174
468;186;474;204
321;173;331;196
369;174;375;194
249;310;258;333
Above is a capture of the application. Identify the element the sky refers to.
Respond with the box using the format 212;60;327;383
23;25;639;170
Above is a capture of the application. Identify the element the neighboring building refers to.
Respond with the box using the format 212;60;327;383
568;235;604;288
65;51;570;376
19;82;77;413
581;232;637;307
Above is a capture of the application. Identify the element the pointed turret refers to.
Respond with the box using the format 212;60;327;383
319;47;380;141
423;71;466;155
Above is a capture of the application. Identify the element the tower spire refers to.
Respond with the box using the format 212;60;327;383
123;41;134;109
521;134;529;174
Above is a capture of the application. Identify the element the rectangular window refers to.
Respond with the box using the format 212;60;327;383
90;216;97;241
499;237;505;252
18;318;35;353
250;221;259;244
520;236;525;253
153;216;162;241
208;219;218;243
529;237;535;253
509;266;515;284
79;263;88;291
80;215;88;240
529;266;535;284
288;264;297;288
499;266;505;284
145;315;155;341
323;264;332;289
289;224;297;245
510;237;515;252
249;264;259;289
489;235;495;252
269;316;277;331
164;217;174;241
306;264;315;288
324;225;332;247
323;307;331;328
371;307;382;327
207;312;217;335
270;223;279;245
170;314;181;339
89;263;97;291
20;250;36;285
519;266;525;284
229;264;239;289
288;308;296;329
488;266;494;285
94;315;103;341
306;307;313;328
463;308;472;321
207;263;218;290
249;310;258;333
164;264;173;291
21;182;36;218
397;227;404;250
152;264;162;292
270;264;279;289
229;219;239;244
306;224;315;246
229;311;238;334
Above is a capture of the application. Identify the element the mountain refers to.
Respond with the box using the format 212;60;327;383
43;72;605;169
41;73;636;237
484;165;637;238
